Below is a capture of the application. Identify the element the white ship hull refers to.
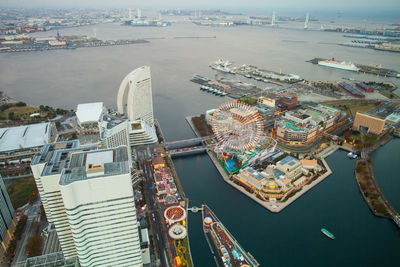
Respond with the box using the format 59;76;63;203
318;60;359;72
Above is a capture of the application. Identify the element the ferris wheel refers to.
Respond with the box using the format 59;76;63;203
211;101;264;153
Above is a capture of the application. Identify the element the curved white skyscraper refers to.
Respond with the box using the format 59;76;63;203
117;66;154;125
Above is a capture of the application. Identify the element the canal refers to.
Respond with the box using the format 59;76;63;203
173;139;400;267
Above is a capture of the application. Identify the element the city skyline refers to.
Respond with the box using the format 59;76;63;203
0;2;399;266
1;0;399;10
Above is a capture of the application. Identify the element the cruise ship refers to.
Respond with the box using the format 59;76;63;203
210;59;235;73
318;58;360;72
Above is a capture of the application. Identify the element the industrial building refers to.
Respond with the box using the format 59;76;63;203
0;122;56;161
355;83;375;93
353;112;386;135
338;82;365;98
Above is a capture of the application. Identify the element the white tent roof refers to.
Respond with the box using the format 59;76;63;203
0;122;52;152
76;102;104;123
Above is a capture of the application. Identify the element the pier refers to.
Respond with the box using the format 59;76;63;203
355;158;400;228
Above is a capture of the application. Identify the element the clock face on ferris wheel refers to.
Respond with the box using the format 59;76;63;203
211;101;264;152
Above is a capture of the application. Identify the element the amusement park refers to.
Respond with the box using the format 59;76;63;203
211;101;277;175
206;100;332;211
149;151;194;267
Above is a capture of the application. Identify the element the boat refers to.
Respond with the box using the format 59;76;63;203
202;205;260;266
193;74;211;82
210;59;235;73
347;152;358;159
318;58;359;72
321;228;335;239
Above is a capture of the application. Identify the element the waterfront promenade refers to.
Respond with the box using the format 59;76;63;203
354;158;400;227
207;150;333;213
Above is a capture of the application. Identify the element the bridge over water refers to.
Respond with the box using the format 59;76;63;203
163;136;214;157
165;137;210;149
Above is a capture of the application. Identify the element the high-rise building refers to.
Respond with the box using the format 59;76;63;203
31;140;98;259
116;66;158;146
0;176;14;251
59;146;143;267
31;142;143;266
117;66;154;125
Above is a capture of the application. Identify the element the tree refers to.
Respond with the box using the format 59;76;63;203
16;101;26;107
28;186;38;204
25;235;42;257
8;112;14;120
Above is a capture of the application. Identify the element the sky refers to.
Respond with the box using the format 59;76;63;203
1;0;399;10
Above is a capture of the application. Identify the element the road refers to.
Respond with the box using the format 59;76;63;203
13;199;41;264
137;147;169;267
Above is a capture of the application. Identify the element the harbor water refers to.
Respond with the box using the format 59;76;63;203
174;139;400;266
0;21;399;266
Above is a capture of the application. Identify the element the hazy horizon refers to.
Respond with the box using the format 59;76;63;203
0;0;399;11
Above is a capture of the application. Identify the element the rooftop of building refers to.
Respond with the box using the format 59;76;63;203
338;82;365;96
76;102;104;123
277;156;300;168
0;122;53;153
230;107;256;117
277;119;316;132
243;167;265;181
300;159;318;166
32;140;99;177
59;146;130;186
32;140;79;165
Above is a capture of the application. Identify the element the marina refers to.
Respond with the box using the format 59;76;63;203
202;204;259;267
210;59;304;84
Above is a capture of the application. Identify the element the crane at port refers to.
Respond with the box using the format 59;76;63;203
304;12;310;30
271;11;276;27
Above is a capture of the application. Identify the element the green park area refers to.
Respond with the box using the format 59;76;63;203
0;102;68;123
6;177;37;209
337;103;377;117
355;159;393;218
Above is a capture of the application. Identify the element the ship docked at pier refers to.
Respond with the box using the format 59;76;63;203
202;205;260;267
318;58;360;72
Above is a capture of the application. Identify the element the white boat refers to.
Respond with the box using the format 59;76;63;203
318;58;359;72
